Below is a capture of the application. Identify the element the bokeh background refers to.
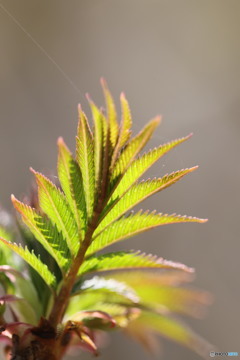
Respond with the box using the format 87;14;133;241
0;1;240;359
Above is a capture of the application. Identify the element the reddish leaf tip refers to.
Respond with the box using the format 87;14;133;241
85;93;92;102
57;136;64;146
100;77;107;87
154;115;162;125
10;194;16;203
29;167;36;175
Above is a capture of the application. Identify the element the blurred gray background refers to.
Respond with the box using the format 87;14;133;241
0;1;239;359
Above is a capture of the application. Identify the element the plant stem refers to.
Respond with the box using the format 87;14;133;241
48;213;97;328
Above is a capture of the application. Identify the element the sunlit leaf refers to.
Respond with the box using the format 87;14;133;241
128;311;213;358
79;251;193;276
12;195;70;271
76;107;95;220
0;226;13;266
101;78;119;148
110;92;132;168
97;167;197;234
118;92;132;148
58;137;86;237
109;134;192;205
0;238;56;288
73;276;139;304
88;211;206;256
87;97;108;193
111;116;161;184
109;271;212;318
31;169;79;255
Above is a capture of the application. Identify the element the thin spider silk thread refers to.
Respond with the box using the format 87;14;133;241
0;2;83;98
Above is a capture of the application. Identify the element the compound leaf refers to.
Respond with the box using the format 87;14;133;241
111;116;161;184
0;238;56;288
79;251;193;276
31;169;79;256
109;135;192;206
88;211;206;256
12;195;70;272
97;167;197;234
109;271;211;318
127;311;213;358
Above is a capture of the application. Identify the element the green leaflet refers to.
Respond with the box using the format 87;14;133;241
88;211;206;256
111;116;161;183
79;251;193;276
71;276;139;304
76;107;95;220
65;293;133;323
0;238;56;288
130;311;213;358
12;195;70;272
87;98;105;193
108;271;210;318
96;167;197;234
110;93;133;168
101;78;119;148
58;137;86;236
109;135;192;206
31;169;79;256
0;225;13;265
118;92;132;148
0;225;12;242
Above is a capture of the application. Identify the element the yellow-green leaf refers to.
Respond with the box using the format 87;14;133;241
58;137;86;237
0;238;56;288
127;311;213;358
97;167;197;234
87;97;108;193
101;78;119;148
76;107;95;220
31;169;79;255
110;134;192;205
88;211;207;256
79;251;193;276
111;116;161;183
12;195;70;272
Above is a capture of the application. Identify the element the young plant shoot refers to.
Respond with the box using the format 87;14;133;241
0;80;211;360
